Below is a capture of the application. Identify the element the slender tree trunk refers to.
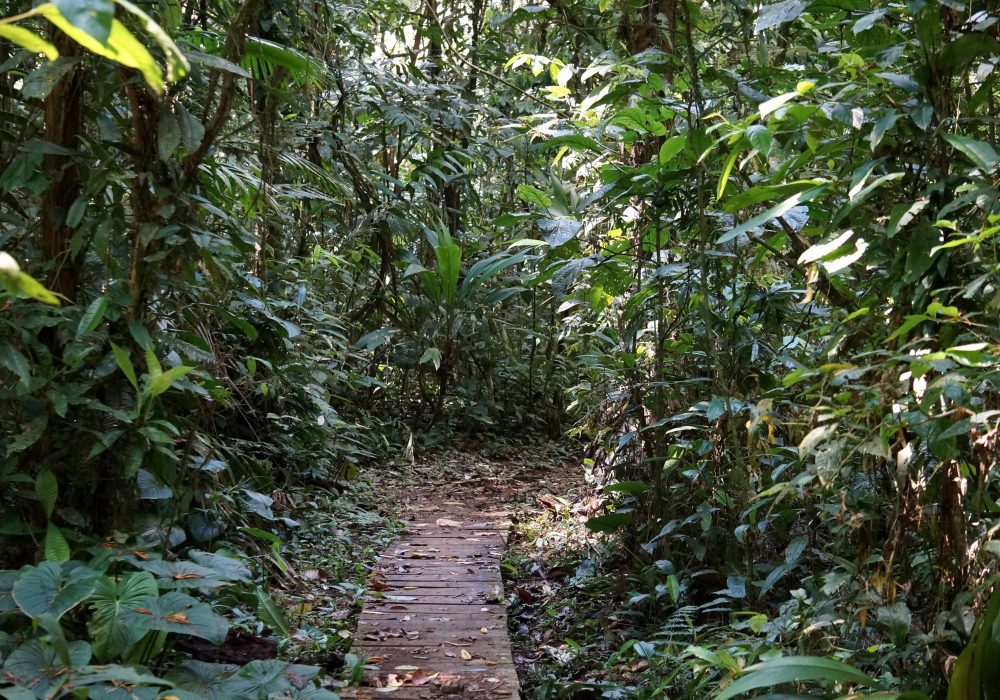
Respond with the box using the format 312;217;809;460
41;33;84;303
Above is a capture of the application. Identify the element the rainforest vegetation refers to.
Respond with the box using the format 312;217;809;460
1;0;999;697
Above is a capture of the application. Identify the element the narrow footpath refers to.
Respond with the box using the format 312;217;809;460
341;495;520;698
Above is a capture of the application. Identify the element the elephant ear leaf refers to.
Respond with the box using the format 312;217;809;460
90;572;158;660
2;639;91;698
12;561;99;619
123;591;228;644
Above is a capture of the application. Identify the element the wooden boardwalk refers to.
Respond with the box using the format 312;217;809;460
341;498;521;698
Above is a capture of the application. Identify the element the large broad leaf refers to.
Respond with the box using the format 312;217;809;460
188;550;251;583
222;660;321;698
90;572;158;660
131;559;232;590
948;585;1000;700
123;591;228;644
0;25;59;59
113;0;188;82
2;639;91;698
67;664;172;695
433;230;461;307
586;512;632;533
715;655;876;700
716;185;827;244
12;561;99;619
37;3;165;92
539;217;581;247
755;0;805;34
165;660;237;700
242;36;324;86
52;0;113;43
942;133;999;172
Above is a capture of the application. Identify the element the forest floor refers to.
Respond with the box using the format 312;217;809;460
271;438;612;697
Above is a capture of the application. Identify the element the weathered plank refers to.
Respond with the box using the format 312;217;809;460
342;500;520;698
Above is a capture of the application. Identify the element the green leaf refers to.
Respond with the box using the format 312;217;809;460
38;2;165;92
754;0;804;34
34;470;58;519
44;523;70;563
12;561;99;619
76;295;108;336
419;347;442;371
2;639;91;698
242;36;322;86
745;125;772;155
759;91;797;119
113;0;189;82
516;183;552;208
535;134;603;153
903;222;941;283
148;364;195;397
604;481;648;495
723;181;823;213
0;343;31;385
715;656;876;700
797;230;855;265
123;590;228;644
939;33;1000;73
110;342;139;391
144;344;162;376
90;572;158;660
717;185;827;244
0;25;60;59
226;659;319;698
188;550;251;583
434;230;461;307
224;660;320;697
586;512;632;533
165;659;234;698
255;586;291;638
13;271;61;304
610;106;648;132
0;570;17;614
131;558;234;589
948;585;1000;700
942;133;999;172
52;0;113;43
658;135;686;165
877;601;912;647
539;216;581;247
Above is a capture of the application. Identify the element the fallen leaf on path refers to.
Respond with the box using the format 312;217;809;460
407;670;439;686
436;518;463;527
460;649;472;660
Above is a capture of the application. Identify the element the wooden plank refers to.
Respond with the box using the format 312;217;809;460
344;498;520;699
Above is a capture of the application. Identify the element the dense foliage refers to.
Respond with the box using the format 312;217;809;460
0;0;999;697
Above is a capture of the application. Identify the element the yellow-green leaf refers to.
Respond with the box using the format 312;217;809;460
0;24;59;59
38;3;164;92
113;0;188;82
